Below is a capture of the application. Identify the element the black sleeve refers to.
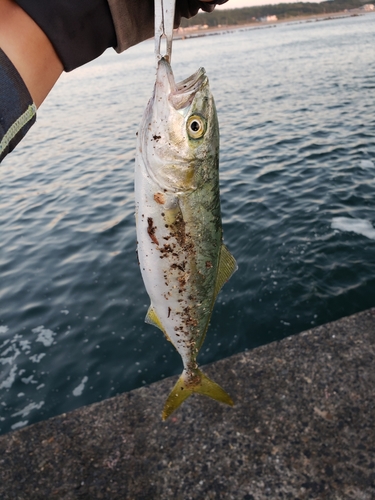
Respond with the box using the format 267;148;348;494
14;0;117;72
0;49;36;164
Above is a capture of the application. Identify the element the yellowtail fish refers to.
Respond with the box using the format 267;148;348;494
135;57;237;420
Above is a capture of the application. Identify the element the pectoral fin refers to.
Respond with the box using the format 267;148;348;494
214;244;238;299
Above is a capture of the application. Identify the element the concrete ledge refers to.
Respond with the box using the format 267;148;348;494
1;309;374;499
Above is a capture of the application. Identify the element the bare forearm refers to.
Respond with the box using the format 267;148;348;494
0;0;227;164
0;0;224;108
0;0;63;107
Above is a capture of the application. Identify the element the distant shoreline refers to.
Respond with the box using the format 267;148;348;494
174;9;372;40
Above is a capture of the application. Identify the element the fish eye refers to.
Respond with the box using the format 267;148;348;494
187;115;206;139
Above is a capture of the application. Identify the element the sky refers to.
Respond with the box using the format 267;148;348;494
216;0;323;7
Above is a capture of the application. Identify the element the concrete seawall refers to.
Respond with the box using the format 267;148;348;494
0;308;374;499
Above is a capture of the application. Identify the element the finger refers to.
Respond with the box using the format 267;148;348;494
199;3;216;13
200;0;229;4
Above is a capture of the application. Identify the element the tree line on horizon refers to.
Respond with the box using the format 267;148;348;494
180;0;366;26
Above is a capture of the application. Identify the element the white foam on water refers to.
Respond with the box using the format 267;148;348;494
331;217;375;240
10;334;23;343
11;421;28;430
29;353;46;364
0;339;10;350
0;364;18;389
0;344;20;365
60;310;69;315
21;375;38;385
72;376;88;397
11;401;44;418
32;326;56;347
0;326;9;335
19;340;31;353
360;159;374;169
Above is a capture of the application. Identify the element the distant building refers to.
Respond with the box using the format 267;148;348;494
177;24;209;33
361;3;374;10
259;15;278;22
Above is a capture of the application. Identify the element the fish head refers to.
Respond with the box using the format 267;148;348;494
140;58;219;193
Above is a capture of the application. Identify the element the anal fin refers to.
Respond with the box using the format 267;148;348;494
145;305;171;342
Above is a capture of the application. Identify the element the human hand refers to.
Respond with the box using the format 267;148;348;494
110;0;228;57
176;0;229;19
199;0;229;13
10;0;229;73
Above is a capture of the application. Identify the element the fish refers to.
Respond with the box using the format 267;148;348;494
135;57;237;420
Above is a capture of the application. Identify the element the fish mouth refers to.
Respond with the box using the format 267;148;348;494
156;58;207;110
171;67;208;110
175;67;207;93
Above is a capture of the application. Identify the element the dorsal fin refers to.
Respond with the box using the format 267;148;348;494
214;244;237;299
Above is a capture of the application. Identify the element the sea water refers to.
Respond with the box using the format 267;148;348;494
0;12;374;434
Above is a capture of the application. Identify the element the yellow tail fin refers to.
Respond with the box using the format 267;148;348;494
162;368;234;420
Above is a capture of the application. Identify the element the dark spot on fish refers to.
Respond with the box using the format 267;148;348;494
169;212;186;247
168;307;171;318
147;217;159;245
159;243;173;256
171;263;185;272
153;135;161;141
178;275;187;287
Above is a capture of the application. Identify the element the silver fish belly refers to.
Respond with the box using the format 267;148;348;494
135;58;237;420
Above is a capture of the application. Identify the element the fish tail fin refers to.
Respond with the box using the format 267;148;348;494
162;368;233;420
